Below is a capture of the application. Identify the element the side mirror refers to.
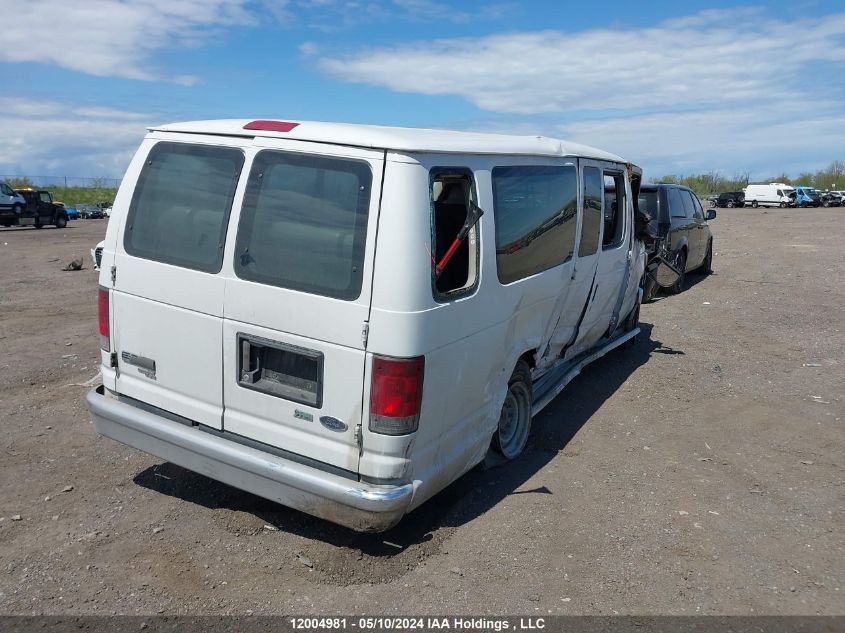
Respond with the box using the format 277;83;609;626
706;209;717;221
654;258;682;288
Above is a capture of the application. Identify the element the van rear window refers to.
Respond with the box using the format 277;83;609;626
234;150;372;300
124;142;244;273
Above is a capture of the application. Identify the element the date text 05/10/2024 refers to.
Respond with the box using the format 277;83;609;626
288;617;548;631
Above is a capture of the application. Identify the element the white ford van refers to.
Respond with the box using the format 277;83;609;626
86;119;653;531
743;183;795;208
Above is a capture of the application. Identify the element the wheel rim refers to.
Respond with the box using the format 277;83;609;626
497;382;531;459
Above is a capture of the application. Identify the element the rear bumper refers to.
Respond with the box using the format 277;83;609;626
85;387;414;532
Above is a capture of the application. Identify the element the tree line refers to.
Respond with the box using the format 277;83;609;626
657;160;845;196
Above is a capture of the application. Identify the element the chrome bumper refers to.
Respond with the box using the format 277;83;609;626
85;387;414;532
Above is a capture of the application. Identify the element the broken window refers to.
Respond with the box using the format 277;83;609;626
430;169;479;299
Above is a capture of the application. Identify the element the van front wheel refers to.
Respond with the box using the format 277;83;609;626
493;361;532;460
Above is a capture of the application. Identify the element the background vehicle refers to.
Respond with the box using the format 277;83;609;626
714;191;745;208
639;183;716;298
0;188;68;228
820;192;842;207
65;206;79;220
81;205;104;219
743;183;794;208
794;186;821;207
1;181;26;218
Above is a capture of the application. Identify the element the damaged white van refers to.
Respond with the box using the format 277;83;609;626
86;119;663;531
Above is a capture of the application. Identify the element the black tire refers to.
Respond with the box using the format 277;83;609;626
751;200;758;208
492;360;532;460
666;249;687;294
698;239;713;274
823;200;830;208
780;201;787;208
726;200;735;208
55;215;67;229
13;204;23;215
35;217;43;229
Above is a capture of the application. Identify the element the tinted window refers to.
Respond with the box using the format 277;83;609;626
492;165;577;284
687;191;704;219
680;190;696;218
39;192;51;203
638;189;660;229
1;183;13;195
668;187;687;218
124;142;244;273
579;166;602;257
235;150;372;300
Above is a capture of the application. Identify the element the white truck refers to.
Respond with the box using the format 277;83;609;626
743;183;794;208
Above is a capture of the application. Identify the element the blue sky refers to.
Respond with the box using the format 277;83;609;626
1;0;844;182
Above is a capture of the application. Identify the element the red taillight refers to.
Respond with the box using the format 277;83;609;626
243;120;299;132
369;355;424;435
98;286;110;351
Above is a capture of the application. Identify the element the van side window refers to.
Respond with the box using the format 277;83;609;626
492;165;577;285
124;142;244;273
579;166;602;257
680;189;696;219
430;169;479;299
688;192;704;219
602;172;626;249
668;187;686;218
235;150;372;301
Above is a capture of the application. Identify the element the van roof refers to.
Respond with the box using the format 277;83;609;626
150;119;629;163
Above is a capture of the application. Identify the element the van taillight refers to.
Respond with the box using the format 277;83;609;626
98;286;110;351
369;355;424;435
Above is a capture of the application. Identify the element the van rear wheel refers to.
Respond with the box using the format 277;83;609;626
493;360;532;460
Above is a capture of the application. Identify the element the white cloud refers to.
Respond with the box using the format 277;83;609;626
317;9;845;114
0;0;257;82
554;100;845;179
0;98;154;177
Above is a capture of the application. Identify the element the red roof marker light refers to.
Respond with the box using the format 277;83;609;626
243;120;299;132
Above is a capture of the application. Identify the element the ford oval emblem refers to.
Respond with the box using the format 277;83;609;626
320;416;348;432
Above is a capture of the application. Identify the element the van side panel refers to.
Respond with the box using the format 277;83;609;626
365;154;586;505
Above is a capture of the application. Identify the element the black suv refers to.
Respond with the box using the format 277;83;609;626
639;184;716;299
0;189;69;229
713;191;745;208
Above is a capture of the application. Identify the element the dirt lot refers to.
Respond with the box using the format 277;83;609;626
0;210;842;616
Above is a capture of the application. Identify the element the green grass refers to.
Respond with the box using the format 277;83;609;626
5;178;117;207
48;186;118;208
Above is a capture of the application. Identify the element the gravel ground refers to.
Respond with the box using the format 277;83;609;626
0;209;842;615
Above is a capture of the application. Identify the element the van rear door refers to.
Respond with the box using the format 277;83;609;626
221;141;384;474
111;138;246;429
